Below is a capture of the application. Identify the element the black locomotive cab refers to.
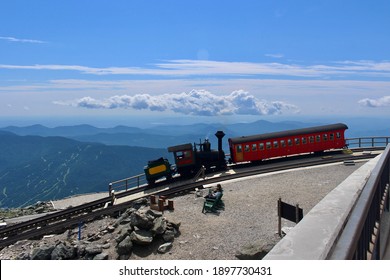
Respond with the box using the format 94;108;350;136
167;131;227;178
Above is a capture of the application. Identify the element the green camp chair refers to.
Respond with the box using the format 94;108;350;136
202;192;224;213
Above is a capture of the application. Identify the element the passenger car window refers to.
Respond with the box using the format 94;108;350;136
259;143;264;150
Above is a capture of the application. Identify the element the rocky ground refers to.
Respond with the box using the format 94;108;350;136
0;201;55;220
0;162;363;260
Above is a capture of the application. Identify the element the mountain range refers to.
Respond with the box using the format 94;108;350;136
0;131;169;208
1;120;314;149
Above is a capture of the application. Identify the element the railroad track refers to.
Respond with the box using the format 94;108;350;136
0;148;382;249
158;149;381;196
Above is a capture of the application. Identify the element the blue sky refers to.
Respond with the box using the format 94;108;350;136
1;0;390;126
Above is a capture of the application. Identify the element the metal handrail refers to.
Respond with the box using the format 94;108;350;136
108;174;147;194
329;144;390;259
347;137;390;148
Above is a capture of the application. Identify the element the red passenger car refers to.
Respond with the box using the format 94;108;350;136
228;123;348;163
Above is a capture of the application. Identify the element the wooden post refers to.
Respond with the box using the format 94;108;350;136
158;199;165;212
168;200;174;210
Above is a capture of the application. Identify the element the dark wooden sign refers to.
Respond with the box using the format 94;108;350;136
278;198;304;236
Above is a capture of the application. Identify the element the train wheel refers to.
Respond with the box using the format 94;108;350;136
147;180;155;188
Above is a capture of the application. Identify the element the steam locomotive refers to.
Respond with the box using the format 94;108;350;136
144;131;227;184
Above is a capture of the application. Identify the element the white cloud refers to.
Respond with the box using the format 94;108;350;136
358;96;390;107
54;89;300;116
1;59;390;78
265;53;284;58
0;36;47;44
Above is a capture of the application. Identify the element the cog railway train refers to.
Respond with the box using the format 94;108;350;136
144;123;348;185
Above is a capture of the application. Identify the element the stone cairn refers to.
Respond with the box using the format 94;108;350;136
12;198;181;260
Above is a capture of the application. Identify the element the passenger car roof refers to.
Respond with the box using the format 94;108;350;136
228;123;348;144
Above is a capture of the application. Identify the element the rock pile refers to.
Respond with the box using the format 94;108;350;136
114;206;181;259
3;199;181;260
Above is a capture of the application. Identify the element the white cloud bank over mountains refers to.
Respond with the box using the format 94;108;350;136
55;89;300;116
358;95;390;107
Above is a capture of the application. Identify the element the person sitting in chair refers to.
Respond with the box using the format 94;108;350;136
205;184;223;200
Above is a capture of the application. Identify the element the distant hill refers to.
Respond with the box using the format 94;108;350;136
1;124;142;137
0;120;315;149
4;118;387;146
0;133;169;208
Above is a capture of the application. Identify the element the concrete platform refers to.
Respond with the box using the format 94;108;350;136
264;154;390;260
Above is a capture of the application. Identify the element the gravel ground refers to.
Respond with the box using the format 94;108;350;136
131;162;364;260
0;162;364;260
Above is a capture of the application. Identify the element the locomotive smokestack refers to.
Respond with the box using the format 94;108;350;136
215;131;225;155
